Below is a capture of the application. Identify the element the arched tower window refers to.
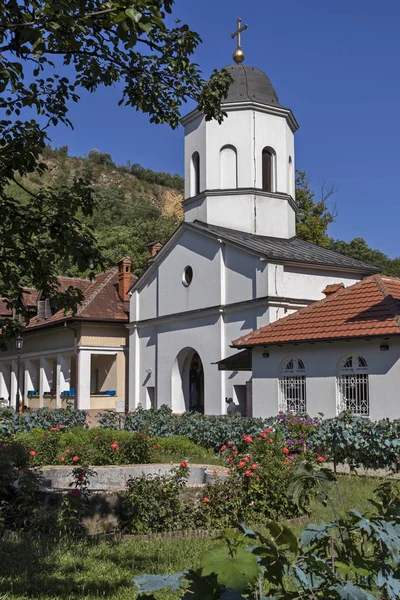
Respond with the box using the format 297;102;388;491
279;358;306;414
262;147;275;193
219;145;238;189
190;151;200;197
337;356;369;416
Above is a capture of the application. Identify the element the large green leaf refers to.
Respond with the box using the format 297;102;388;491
334;582;377;600
201;546;259;593
133;572;187;593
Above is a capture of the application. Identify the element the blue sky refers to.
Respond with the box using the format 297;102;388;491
47;0;400;257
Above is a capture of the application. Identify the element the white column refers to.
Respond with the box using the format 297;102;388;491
10;360;17;409
219;241;226;415
77;350;91;410
0;363;10;403
39;357;52;408
56;354;71;408
24;359;37;403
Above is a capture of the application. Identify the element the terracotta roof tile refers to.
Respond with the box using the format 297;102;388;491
233;275;400;347
26;270;136;330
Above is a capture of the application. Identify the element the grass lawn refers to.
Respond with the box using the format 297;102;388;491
0;474;386;599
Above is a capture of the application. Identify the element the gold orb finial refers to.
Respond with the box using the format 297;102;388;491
231;18;248;64
233;48;245;64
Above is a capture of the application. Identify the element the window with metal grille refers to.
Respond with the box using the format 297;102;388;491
337;355;369;416
279;358;306;414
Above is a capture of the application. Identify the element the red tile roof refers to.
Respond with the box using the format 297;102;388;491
26;269;136;329
233;275;400;347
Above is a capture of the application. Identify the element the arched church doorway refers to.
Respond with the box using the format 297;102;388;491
171;348;204;414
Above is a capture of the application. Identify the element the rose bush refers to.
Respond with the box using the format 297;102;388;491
12;427;153;466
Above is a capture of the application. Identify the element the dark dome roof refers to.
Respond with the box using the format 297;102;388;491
223;64;281;107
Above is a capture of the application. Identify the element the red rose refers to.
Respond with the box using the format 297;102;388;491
60;457;65;462
260;432;267;438
242;435;253;443
72;455;79;462
220;445;227;452
180;460;188;468
203;497;210;503
244;456;249;463
66;449;70;453
251;464;257;470
283;447;290;455
265;428;271;433
238;461;246;468
58;424;64;429
227;441;233;446
71;488;79;496
50;427;57;432
245;470;253;477
29;450;36;456
268;439;274;444
317;456;324;463
110;442;119;450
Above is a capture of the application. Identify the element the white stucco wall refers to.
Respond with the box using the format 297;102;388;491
184;107;295;195
267;264;361;301
129;225;373;415
251;339;400;421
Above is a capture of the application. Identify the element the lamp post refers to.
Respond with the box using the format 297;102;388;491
15;335;23;414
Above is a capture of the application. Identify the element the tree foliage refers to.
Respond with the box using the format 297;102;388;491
0;0;232;340
295;170;335;248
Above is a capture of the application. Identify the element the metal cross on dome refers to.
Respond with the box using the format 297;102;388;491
231;17;248;64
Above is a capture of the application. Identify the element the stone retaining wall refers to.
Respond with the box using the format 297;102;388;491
41;464;226;490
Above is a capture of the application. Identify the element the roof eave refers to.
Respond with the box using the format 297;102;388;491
233;332;400;348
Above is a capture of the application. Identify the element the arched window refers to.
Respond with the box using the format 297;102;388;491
338;356;369;416
262;147;275;193
190;151;200;197
279;358;306;414
219;145;238;189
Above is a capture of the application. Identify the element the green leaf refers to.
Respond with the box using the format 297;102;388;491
133;572;187;593
300;523;334;547
125;8;142;22
201;546;259;593
334;582;377;600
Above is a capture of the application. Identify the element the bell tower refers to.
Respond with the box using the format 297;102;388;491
182;20;299;239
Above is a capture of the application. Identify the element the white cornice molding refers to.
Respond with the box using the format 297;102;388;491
181;102;299;133
183;188;298;213
126;295;313;330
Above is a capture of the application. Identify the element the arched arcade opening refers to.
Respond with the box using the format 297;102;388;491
171;347;204;414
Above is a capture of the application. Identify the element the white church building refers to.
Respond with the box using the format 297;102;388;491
127;42;379;416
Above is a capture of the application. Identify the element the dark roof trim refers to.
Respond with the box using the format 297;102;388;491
187;222;380;274
214;349;252;371
24;316;128;334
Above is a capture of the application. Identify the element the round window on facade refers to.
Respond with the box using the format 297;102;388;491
182;266;193;287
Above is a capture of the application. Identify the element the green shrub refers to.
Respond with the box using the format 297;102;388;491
13;427;153;466
0;407;87;441
121;463;193;534
14;428;60;466
153;436;216;464
88;429;153;465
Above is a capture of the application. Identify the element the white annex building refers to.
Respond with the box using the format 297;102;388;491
128;30;379;416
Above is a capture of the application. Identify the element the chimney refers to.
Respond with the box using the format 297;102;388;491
322;283;345;297
117;257;133;302
147;241;163;264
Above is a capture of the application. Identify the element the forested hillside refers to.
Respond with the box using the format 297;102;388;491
10;146;400;278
